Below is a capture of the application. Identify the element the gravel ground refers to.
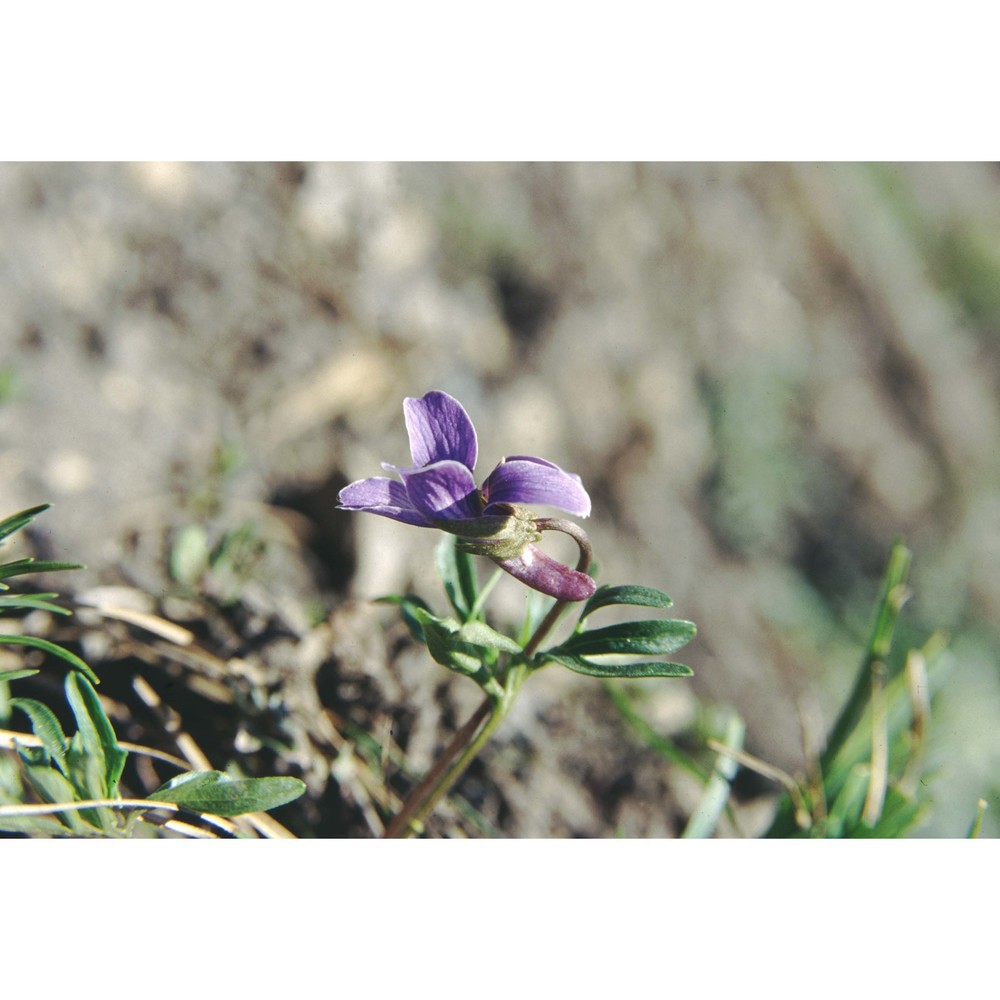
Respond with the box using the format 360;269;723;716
2;162;998;836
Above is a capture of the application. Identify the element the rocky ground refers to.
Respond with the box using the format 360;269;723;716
2;162;998;836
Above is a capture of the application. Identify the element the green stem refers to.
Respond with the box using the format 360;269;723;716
382;521;592;838
468;567;504;621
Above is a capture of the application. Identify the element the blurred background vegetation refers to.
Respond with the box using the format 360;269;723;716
1;162;997;837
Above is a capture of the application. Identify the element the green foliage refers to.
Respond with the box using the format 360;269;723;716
5;670;129;836
542;584;696;680
0;503;94;683
763;540;950;838
0;503;306;837
383;540;697;703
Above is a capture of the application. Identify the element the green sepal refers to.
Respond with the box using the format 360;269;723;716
148;770;306;817
11;696;69;775
555;619;697;657
579;584;673;621
0;635;100;686
444;503;542;560
544;652;694;679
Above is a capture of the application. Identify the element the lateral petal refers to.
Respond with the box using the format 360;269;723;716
337;477;433;527
482;456;591;517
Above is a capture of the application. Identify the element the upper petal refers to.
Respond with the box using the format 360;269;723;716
337;477;433;527
400;460;484;521
403;391;478;470
482;456;591;517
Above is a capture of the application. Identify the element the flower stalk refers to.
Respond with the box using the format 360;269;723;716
383;519;592;838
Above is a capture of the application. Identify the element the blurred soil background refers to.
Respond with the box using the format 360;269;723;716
1;162;999;837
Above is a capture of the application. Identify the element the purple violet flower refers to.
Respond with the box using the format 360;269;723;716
338;390;596;601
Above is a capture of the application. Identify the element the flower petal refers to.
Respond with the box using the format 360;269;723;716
400;460;484;521
403;391;478;470
482;456;591;517
491;544;597;602
337;477;433;527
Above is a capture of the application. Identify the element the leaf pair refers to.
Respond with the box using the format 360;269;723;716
542;585;696;679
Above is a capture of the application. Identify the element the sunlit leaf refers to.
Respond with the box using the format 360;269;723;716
149;770;306;817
